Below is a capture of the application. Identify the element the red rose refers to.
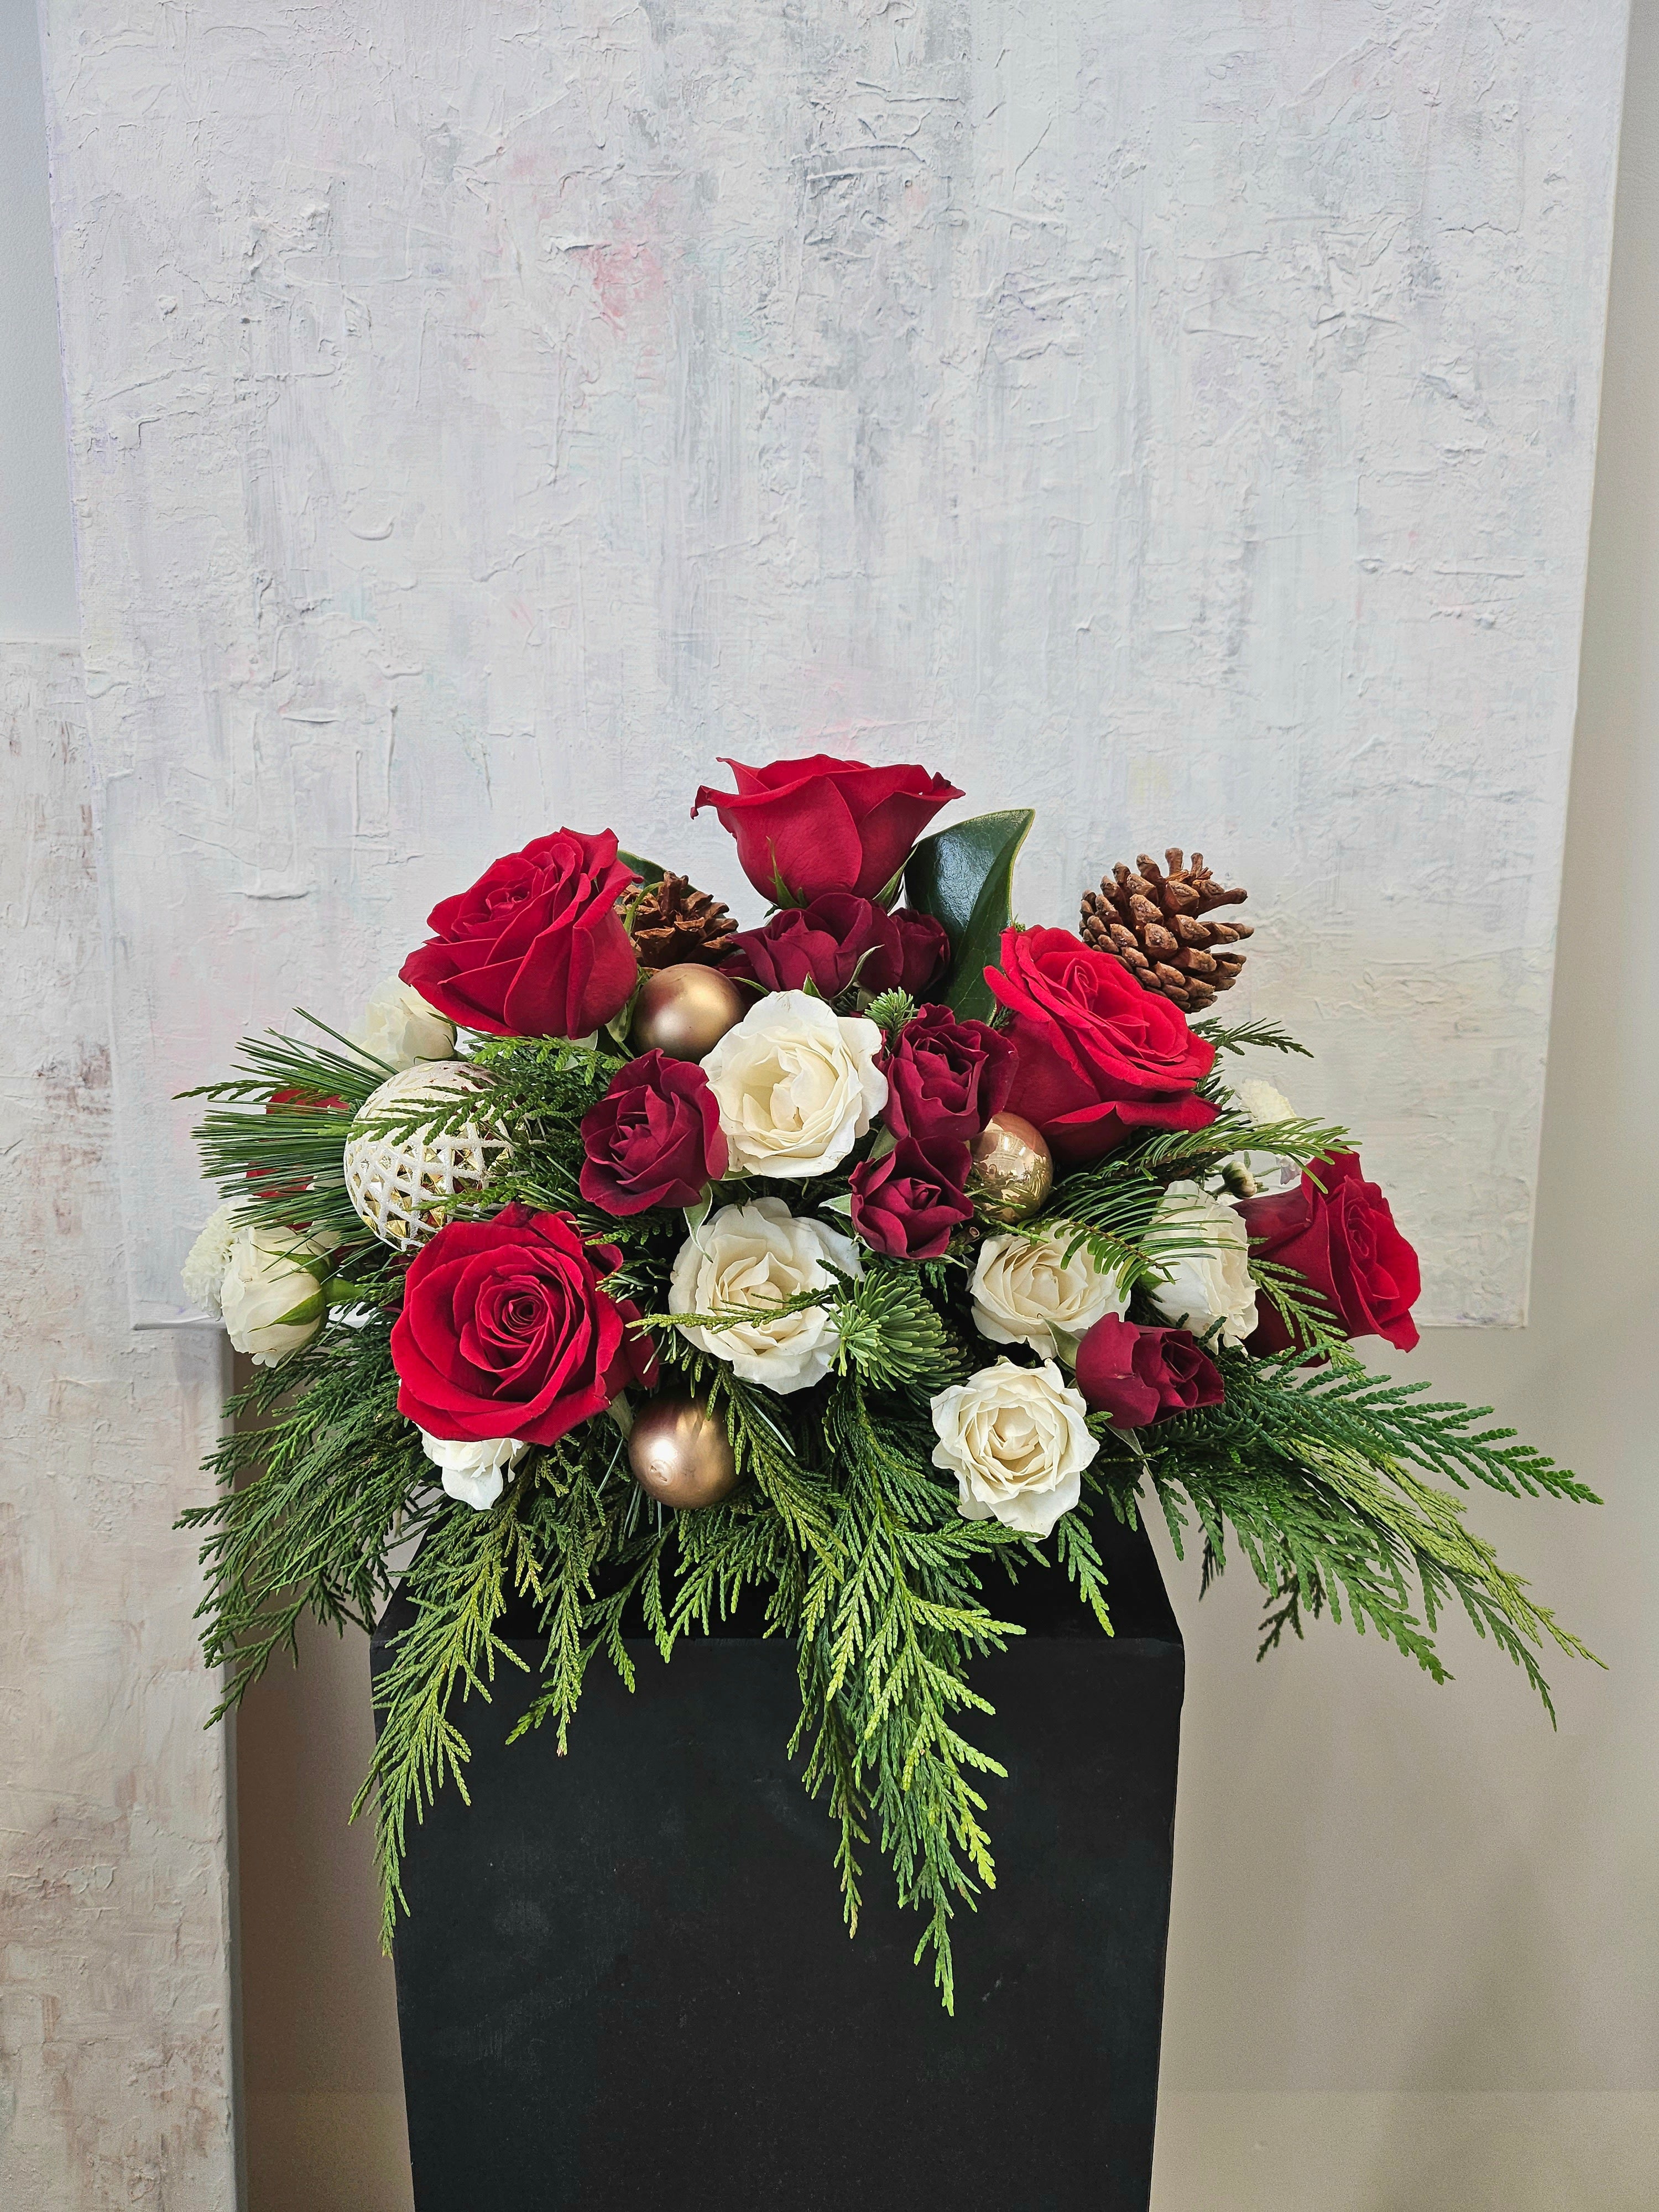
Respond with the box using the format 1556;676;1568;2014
692;754;962;902
891;907;953;997
848;1136;974;1261
1241;1153;1421;1354
400;828;639;1040
882;1003;1016;1146
578;1051;728;1217
1075;1315;1225;1428
723;894;903;999
391;1203;656;1446
985;926;1218;1164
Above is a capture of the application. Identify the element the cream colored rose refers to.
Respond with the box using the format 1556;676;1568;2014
220;1223;339;1367
701;990;886;1178
669;1196;862;1392
930;1359;1095;1538
354;975;457;1070
970;1223;1128;1358
1147;1180;1258;1345
181;1201;243;1319
421;1431;527;1512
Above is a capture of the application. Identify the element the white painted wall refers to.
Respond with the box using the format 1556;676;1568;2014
35;0;1628;1329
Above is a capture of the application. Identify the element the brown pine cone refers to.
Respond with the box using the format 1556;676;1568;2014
1079;847;1253;1014
629;873;739;971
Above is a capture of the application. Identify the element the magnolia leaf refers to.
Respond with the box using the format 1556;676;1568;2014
618;849;668;889
682;1191;714;1239
818;1192;856;1218
904;809;1034;1023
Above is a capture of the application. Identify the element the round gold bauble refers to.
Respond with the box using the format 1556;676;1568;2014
629;963;747;1061
341;1060;511;1250
968;1110;1054;1221
627;1392;740;1510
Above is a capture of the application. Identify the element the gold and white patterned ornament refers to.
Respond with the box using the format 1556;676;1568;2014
342;1060;512;1250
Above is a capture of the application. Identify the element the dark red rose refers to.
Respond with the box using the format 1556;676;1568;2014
692;754;962;902
985;926;1217;1164
723;893;902;998
578;1051;728;1217
881;1003;1016;1146
1242;1153;1421;1354
848;1136;974;1261
391;1203;655;1446
1075;1315;1225;1428
400;828;639;1040
890;907;953;997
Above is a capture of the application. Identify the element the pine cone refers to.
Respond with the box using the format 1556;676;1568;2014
629;873;738;971
1079;847;1253;1014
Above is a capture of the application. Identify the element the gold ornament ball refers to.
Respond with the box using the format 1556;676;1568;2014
629;963;747;1061
627;1392;740;1510
969;1111;1054;1220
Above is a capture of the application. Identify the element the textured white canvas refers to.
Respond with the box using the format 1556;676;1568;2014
38;0;1627;1325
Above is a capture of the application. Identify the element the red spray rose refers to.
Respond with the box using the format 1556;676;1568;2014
724;894;903;999
848;1136;974;1261
579;1051;729;1217
725;896;954;1002
247;1086;348;1211
391;1204;656;1446
1075;1315;1225;1428
881;1003;1016;1146
985;926;1217;1164
890;907;953;997
1241;1154;1421;1354
692;754;962;903
400;828;639;1040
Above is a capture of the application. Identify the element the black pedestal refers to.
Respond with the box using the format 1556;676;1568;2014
373;1515;1183;2212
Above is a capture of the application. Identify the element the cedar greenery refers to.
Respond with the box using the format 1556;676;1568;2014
181;1013;1598;2012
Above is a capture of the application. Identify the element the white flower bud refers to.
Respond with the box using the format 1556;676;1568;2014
420;1432;528;1512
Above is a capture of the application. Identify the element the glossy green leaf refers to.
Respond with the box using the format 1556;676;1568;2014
618;849;668;888
903;808;1034;1022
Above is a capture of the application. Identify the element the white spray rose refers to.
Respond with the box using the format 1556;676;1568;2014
701;990;886;1178
220;1223;339;1367
670;1196;862;1393
1147;1180;1258;1346
421;1432;528;1512
970;1224;1128;1359
930;1359;1096;1538
354;975;457;1070
181;1201;243;1319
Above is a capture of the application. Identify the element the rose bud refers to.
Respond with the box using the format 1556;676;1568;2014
1074;1314;1225;1428
890;907;953;997
987;925;1218;1164
1241;1153;1421;1354
401;827;640;1040
881;1002;1017;1146
848;1136;974;1261
692;754;962;903
579;1051;729;1217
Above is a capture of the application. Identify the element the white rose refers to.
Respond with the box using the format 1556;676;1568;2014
1224;1078;1302;1197
930;1359;1095;1538
669;1196;862;1393
421;1431;527;1512
354;975;457;1070
1147;1180;1258;1346
970;1223;1129;1359
1236;1077;1296;1128
220;1223;339;1367
701;990;886;1178
181;1201;243;1319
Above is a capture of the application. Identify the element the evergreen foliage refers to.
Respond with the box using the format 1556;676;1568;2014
178;1007;1599;2007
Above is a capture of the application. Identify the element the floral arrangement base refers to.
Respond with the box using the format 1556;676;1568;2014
373;1515;1183;2212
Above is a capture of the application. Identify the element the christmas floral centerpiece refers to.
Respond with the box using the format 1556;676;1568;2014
181;754;1596;2007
